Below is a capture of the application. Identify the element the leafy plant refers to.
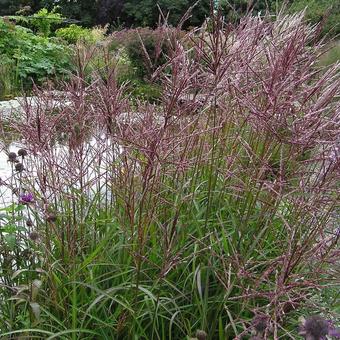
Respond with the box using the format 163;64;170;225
287;0;340;38
0;17;71;96
29;7;64;37
111;27;179;80
128;79;162;102
4;7;65;37
0;56;19;99
56;24;96;44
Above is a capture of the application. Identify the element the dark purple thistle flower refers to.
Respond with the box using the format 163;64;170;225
15;162;24;172
335;227;340;238
46;213;57;223
18;148;28;157
19;193;34;204
28;231;39;241
252;315;270;335
304;316;329;339
327;320;340;339
8;152;17;162
299;316;339;340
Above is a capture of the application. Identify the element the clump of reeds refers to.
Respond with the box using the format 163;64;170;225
0;9;339;339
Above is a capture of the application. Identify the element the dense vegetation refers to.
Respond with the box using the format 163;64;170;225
0;16;71;98
0;1;339;339
1;0;339;100
0;7;178;100
0;9;339;339
0;0;339;36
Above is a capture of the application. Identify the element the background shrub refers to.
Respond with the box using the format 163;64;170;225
55;24;107;44
111;27;172;80
56;24;95;44
0;56;18;99
286;0;340;37
29;7;63;36
0;17;71;97
1;0;339;39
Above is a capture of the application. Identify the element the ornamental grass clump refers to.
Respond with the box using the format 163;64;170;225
0;10;339;339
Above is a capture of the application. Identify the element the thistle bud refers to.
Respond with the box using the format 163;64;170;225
15;163;24;172
46;213;57;223
302;316;329;340
196;330;207;340
8;152;17;162
252;315;269;335
18;148;28;157
29;231;39;242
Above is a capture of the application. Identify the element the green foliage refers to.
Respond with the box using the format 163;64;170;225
0;0;40;16
123;0;210;28
0;18;71;96
3;7;64;36
0;56;19;99
1;0;339;39
112;28;172;80
219;0;270;22
287;0;340;37
56;24;107;44
319;41;340;66
24;0;211;29
29;7;63;36
42;0;98;27
56;24;95;44
128;79;162;102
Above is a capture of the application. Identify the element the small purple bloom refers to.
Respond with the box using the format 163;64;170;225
300;316;340;340
19;193;34;204
335;227;340;238
328;320;340;339
329;329;340;338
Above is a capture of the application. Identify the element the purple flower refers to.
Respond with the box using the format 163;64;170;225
335;227;340;238
328;320;340;339
19;193;34;204
299;316;340;339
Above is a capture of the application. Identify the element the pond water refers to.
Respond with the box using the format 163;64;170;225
0;96;95;209
0;134;124;212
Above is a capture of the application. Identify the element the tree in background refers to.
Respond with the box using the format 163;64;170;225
219;0;272;21
96;0;124;26
122;0;211;28
286;0;339;37
218;0;339;37
40;0;97;26
1;0;211;28
0;0;339;37
0;0;40;16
